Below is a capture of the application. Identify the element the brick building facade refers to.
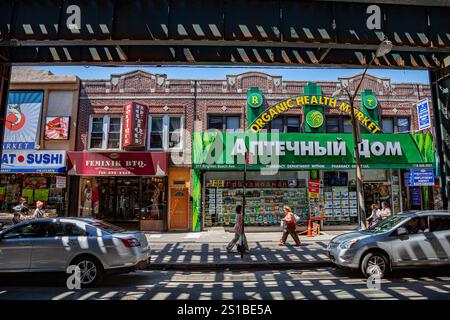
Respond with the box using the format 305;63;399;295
74;70;434;231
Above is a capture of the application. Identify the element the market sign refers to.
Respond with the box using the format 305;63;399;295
249;95;381;134
67;151;168;176
193;132;434;170
122;102;148;149
3;91;44;150
0;150;66;173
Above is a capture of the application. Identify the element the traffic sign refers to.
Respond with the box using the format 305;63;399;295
417;99;431;131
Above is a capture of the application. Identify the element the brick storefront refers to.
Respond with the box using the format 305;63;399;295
75;69;435;231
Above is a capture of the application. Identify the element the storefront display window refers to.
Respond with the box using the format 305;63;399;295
0;174;65;215
204;171;309;227
323;171;357;224
78;176;167;225
142;177;167;220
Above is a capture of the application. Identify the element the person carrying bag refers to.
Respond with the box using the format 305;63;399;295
279;205;301;247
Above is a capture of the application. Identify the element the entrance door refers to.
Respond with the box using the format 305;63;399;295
363;182;391;218
169;188;189;230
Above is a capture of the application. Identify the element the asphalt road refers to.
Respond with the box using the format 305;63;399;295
0;267;449;300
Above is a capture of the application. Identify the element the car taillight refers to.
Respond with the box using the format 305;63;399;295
122;238;141;247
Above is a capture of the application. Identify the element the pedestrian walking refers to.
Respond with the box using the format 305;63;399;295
279;205;301;247
366;203;381;228
380;201;392;220
226;205;248;252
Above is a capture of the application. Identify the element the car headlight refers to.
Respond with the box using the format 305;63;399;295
339;239;361;249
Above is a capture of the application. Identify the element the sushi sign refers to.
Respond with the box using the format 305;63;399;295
0;150;66;173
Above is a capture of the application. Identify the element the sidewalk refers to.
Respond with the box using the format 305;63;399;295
145;229;350;270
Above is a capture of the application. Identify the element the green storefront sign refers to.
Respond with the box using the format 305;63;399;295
305;110;324;128
363;93;378;109
193;133;435;170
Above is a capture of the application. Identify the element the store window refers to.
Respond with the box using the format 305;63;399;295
397;117;410;133
326;117;352;133
382;117;410;133
326;118;339;133
382;118;394;133
78;176;167;224
0;174;66;216
268;116;301;133
148;115;183;150
89;115;122;150
204;171;309;227
207;115;241;132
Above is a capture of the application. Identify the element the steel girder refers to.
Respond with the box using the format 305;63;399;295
0;0;449;67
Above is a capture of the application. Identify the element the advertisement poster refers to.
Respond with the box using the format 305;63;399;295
45;117;70;140
3;91;44;150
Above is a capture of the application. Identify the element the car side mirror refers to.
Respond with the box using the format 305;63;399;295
397;227;408;236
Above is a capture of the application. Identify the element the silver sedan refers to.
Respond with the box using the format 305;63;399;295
327;211;450;278
0;217;151;287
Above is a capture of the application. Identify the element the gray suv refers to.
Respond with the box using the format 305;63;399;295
327;211;450;277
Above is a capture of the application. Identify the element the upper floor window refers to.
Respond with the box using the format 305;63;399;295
382;117;410;133
207;115;241;132
89;115;122;150
148;115;183;150
268;116;301;133
326;117;352;133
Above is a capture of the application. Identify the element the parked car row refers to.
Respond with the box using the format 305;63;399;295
1;211;449;287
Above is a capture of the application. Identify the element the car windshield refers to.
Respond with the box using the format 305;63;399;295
90;221;125;234
366;215;409;233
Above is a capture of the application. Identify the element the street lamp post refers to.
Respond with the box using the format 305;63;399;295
345;39;393;230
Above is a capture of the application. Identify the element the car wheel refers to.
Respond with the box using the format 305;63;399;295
361;252;389;278
71;255;103;288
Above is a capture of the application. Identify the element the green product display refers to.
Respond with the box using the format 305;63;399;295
192;170;201;232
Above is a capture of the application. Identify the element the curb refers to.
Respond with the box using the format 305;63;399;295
145;261;333;271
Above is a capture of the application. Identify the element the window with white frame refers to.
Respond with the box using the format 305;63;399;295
148;115;183;150
89;115;122;150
